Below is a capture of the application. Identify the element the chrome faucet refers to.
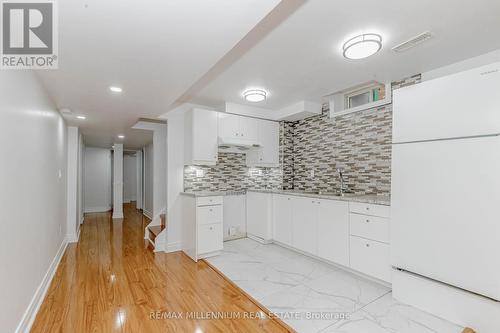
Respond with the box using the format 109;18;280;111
336;168;349;196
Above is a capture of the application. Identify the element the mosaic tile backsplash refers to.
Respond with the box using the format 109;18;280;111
184;152;283;192
184;75;421;194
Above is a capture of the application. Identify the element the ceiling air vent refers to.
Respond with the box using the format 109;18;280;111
392;31;433;52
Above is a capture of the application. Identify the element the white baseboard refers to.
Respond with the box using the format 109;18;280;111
84;206;111;213
165;241;181;253
15;238;68;333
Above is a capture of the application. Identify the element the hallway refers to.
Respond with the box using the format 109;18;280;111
31;204;289;332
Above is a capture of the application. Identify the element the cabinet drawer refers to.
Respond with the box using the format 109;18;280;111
349;202;390;218
197;205;223;225
197;223;223;254
196;196;223;206
350;236;391;282
350;213;390;243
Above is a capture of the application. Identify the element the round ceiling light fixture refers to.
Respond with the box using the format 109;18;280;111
109;86;123;93
243;89;267;103
342;33;382;60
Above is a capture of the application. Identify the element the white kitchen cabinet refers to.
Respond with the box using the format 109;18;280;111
218;113;259;144
350;236;391;282
218;112;240;140
184;108;218;166
246;191;273;243
317;199;349;267
291;196;317;255
246;120;280;167
349;202;391;282
181;195;223;262
272;194;292;246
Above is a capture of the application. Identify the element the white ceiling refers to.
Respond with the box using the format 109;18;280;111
189;0;500;113
38;0;500;148
37;0;283;149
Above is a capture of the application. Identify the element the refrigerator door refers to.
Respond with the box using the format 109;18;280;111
393;62;500;143
391;135;500;300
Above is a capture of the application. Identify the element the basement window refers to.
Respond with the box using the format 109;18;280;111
344;83;385;109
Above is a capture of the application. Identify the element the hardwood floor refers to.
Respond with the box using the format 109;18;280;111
31;203;291;333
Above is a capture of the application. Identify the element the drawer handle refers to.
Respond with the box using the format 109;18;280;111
365;243;370;247
209;209;213;212
366;219;370;223
366;207;370;210
209;227;213;230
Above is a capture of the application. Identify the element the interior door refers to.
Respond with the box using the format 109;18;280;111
391;136;500;300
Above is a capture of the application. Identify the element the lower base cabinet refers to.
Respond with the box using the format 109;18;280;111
273;194;293;246
350;236;391;282
182;195;223;262
317;200;349;267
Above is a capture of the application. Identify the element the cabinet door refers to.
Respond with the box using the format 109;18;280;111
192;109;218;164
259;120;279;165
273;195;292;246
291;197;317;255
218;113;240;139
317;199;349;266
239;117;259;142
246;192;271;240
350;236;391;282
198;223;223;254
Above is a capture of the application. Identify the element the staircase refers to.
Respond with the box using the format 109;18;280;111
147;213;166;251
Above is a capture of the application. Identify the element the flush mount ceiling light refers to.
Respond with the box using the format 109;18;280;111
117;134;125;139
109;86;123;93
343;33;382;60
76;115;86;120
243;89;267;102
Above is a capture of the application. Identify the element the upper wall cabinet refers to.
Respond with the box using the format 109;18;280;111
246;120;280;167
184;108;218;166
218;113;259;145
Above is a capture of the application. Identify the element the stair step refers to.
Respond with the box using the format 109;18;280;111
148;225;163;242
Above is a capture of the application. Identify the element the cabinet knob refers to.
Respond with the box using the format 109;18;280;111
366;243;370;247
366;219;370;223
287;198;290;200
366;207;370;210
209;209;213;212
209;227;213;230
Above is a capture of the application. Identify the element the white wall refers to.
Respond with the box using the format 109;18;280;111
66;127;81;242
162;107;187;252
0;71;68;333
144;143;154;218
78;134;84;224
84;147;112;213
123;154;137;203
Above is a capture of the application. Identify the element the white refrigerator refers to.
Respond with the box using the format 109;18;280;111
391;61;500;301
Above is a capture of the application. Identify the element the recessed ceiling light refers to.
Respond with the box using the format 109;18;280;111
117;134;125;139
343;33;382;60
76;115;86;120
243;89;267;102
109;86;123;93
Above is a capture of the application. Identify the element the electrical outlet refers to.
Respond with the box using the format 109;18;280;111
195;169;204;178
